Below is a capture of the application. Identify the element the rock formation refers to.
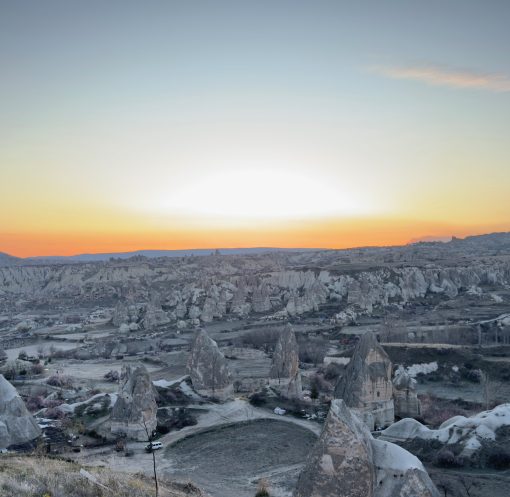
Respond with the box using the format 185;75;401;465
252;283;271;313
334;331;394;429
393;366;421;419
294;399;439;497
187;329;233;400
142;295;170;329
110;364;157;441
112;300;129;327
269;324;302;398
0;374;41;448
380;403;510;468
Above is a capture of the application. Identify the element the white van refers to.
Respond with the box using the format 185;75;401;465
145;441;163;452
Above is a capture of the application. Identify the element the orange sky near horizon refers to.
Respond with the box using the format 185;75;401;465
3;218;509;258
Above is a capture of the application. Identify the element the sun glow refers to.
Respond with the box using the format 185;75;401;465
150;169;373;221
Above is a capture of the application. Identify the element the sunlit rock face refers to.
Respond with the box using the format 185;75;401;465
294;400;439;497
393;366;421;419
334;331;394;430
0;374;41;449
269;324;302;398
110;365;157;441
186;329;233;401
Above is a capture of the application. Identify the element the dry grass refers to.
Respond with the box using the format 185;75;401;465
0;455;206;497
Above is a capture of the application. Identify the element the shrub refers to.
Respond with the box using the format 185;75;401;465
309;373;333;396
157;408;197;434
255;478;270;497
241;329;280;353
486;448;510;469
249;391;267;406
31;363;44;375
324;362;343;381
434;449;457;467
298;336;328;365
104;370;120;382
46;374;74;388
26;395;45;411
45;407;65;419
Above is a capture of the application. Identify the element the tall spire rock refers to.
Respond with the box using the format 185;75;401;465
269;324;302;398
334;331;394;429
294;399;374;497
110;364;157;441
294;400;439;497
187;329;233;401
0;374;41;449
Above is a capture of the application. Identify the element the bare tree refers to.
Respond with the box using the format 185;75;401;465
141;418;159;497
480;371;493;410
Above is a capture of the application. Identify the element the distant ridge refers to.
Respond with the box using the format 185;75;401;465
0;252;22;266
1;230;509;267
24;247;320;264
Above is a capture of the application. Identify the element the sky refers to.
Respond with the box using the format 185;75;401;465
1;1;509;257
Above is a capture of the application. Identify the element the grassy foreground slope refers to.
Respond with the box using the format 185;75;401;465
0;455;206;497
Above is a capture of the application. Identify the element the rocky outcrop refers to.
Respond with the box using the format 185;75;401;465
110;365;157;441
380;403;510;468
142;295;170;329
269;324;302;398
334;332;394;429
294;399;439;497
187;329;233;401
393;366;421;419
0;374;41;448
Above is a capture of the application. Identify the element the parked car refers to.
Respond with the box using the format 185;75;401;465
145;441;163;452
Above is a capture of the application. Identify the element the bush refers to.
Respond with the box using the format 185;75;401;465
434;449;457;467
46;374;74;388
486;448;510;469
104;370;120;382
31;363;44;375
309;373;333;397
255;478;270;497
45;407;65;419
298;336;328;365
249;391;268;406
157;408;197;434
241;329;280;353
459;367;482;383
26;395;45;411
324;362;343;381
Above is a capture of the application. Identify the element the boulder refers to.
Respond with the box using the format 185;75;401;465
0;374;41;449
